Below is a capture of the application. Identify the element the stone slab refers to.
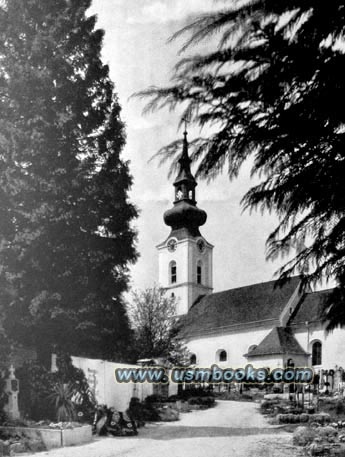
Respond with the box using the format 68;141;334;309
0;425;92;450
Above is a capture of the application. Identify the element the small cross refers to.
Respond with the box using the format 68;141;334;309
182;115;190;135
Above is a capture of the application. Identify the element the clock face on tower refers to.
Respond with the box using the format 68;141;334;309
167;238;177;252
197;239;206;253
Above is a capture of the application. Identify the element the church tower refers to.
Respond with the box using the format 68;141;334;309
157;129;213;315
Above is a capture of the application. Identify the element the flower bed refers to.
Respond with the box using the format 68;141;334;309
278;412;331;425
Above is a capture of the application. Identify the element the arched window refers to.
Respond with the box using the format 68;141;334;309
197;261;202;284
312;341;322;366
216;349;227;362
190;354;197;365
170;261;177;284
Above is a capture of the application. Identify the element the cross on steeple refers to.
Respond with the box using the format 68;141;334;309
182;115;190;137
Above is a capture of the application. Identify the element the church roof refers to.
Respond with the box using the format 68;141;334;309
180;276;301;337
288;288;332;325
244;327;308;357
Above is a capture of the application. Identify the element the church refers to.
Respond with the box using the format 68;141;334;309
156;130;345;386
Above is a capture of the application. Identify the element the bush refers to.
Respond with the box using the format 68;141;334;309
145;394;165;404
188;396;215;407
173;388;215;401
15;354;95;422
336;401;345;416
128;397;160;423
46;382;76;422
293;426;316;446
0;374;8;425
16;362;55;420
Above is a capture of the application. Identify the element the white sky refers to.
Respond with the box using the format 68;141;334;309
89;0;301;293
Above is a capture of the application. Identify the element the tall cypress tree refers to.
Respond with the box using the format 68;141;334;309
0;0;138;360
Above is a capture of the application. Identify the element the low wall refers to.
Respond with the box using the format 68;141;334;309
71;357;154;411
0;425;92;450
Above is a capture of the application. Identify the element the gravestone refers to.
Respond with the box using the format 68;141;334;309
3;365;20;420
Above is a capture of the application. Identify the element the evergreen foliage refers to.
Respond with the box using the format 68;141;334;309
16;353;95;422
0;0;138;358
137;1;345;327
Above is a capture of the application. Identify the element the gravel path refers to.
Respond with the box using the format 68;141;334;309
25;401;303;457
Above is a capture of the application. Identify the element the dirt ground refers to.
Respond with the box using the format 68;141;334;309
26;401;304;457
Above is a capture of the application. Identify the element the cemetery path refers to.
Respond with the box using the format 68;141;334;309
28;400;303;457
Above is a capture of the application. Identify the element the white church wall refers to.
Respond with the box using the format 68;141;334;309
186;326;275;368
187;324;345;373
293;326;345;369
247;354;308;368
245;354;284;368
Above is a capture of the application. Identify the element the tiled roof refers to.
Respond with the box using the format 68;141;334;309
180;276;301;337
245;327;308;357
288;289;332;325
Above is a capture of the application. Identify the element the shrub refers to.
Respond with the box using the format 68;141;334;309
336;401;345;416
0;373;8;425
293;426;316;446
16;354;95;422
16;362;55;420
128;397;160;423
145;394;165;404
47;382;76;422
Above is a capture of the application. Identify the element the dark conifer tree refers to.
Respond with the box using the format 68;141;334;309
137;1;345;328
0;0;138;359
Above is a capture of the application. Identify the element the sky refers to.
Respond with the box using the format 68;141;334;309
88;0;298;294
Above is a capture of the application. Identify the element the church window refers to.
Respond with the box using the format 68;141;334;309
217;349;227;362
312;341;322;366
197;261;202;284
170;261;177;284
190;354;197;365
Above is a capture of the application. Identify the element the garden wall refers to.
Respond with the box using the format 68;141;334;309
70;357;178;411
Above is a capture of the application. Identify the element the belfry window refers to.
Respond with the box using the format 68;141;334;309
197;261;202;284
190;354;197;365
312;341;322;366
170;261;177;284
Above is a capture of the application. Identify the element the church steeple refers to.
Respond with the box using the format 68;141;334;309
164;130;207;237
157;125;213;316
173;130;197;203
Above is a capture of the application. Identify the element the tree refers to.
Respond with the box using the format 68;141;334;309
137;1;345;328
0;0;138;360
127;286;190;365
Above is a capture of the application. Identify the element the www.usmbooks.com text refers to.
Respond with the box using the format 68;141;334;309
114;364;313;384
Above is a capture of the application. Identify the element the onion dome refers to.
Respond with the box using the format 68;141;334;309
164;130;207;237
